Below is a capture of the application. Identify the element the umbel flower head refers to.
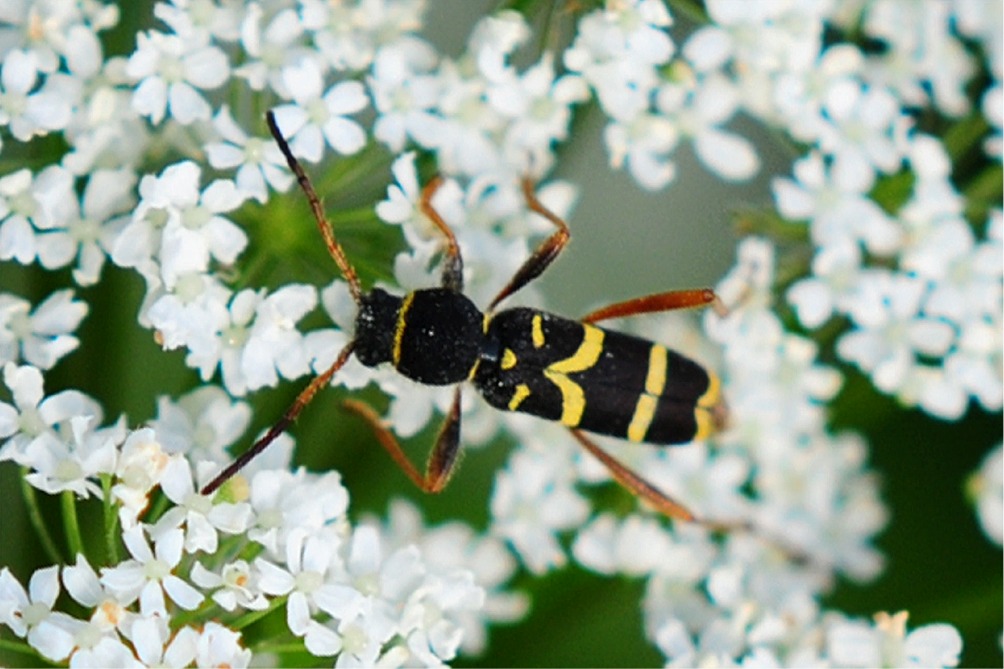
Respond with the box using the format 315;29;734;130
0;0;999;667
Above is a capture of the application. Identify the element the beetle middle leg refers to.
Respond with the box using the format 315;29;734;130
342;386;464;493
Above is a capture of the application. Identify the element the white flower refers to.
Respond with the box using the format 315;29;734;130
330;525;428;663
466;10;530;83
826;611;962;668
304;0;423;72
190;560;268;612
656;70;759;182
150;385;251;464
151;455;253;554
126;30;229;125
907;218;998;323
256;529;361;655
19;415;120;497
62;554;133;633
368;38;442;152
205;106;294;204
0;289;87;369
145;274;233;374
773;151;902;255
632;442;752;523
375;151;423;226
0;49;72;140
129;614;197;666
0;169;39;265
0;362;102;462
99;526;204;616
0;166;80;269
153;0;241;43
786;240;863;329
232;4;308;95
899;134;965;232
271;59;369;162
0;566;76;662
0;2;118;75
129;614;199;668
247;468;350;559
603;112;679;190
564;0;674;122
700;0;827;80
967;443;1003;546
194;621;252;668
429;61;505;177
124;160;247;291
378;498;525;655
488;53;589;173
573;513;675;576
490;421;590;574
816;81;905;182
212;284;318;396
60;168;137;285
837;272;955;395
860;0;975;116
111;428;171;529
771;43;865;141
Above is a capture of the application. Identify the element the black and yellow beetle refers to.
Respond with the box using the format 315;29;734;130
201;111;727;521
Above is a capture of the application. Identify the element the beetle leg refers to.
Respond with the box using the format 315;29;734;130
343;386;464;493
201;341;357;495
419;176;465;293
570;429;695;522
488;177;572;311
581;288;725;324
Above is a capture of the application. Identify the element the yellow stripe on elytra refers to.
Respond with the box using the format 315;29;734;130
501;348;517;370
508;383;531;411
626;344;669;442
693;372;723;440
544;324;604;427
547;374;585;426
697;372;721;408
531;314;545;348
627;395;657;442
644;345;668;395
547;324;604;373
391;292;415;366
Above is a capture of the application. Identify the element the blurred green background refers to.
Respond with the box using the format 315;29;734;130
0;1;1000;666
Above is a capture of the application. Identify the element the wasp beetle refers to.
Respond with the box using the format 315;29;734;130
201;111;728;521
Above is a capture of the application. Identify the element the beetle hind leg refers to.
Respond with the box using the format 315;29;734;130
570;429;696;522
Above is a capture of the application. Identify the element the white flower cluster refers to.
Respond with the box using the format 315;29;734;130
0;363;520;666
0;0;998;665
0;0;588;409
484;237;945;665
567;0;1002;420
716;1;1001;419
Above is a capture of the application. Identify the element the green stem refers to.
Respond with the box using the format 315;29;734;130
667;0;711;24
0;637;46;663
101;474;120;564
230;593;289;630
252;639;308;655
61;490;84;560
19;470;62;564
145;488;171;524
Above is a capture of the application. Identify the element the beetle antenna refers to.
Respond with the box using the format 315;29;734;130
266;110;362;303
201;341;356;495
